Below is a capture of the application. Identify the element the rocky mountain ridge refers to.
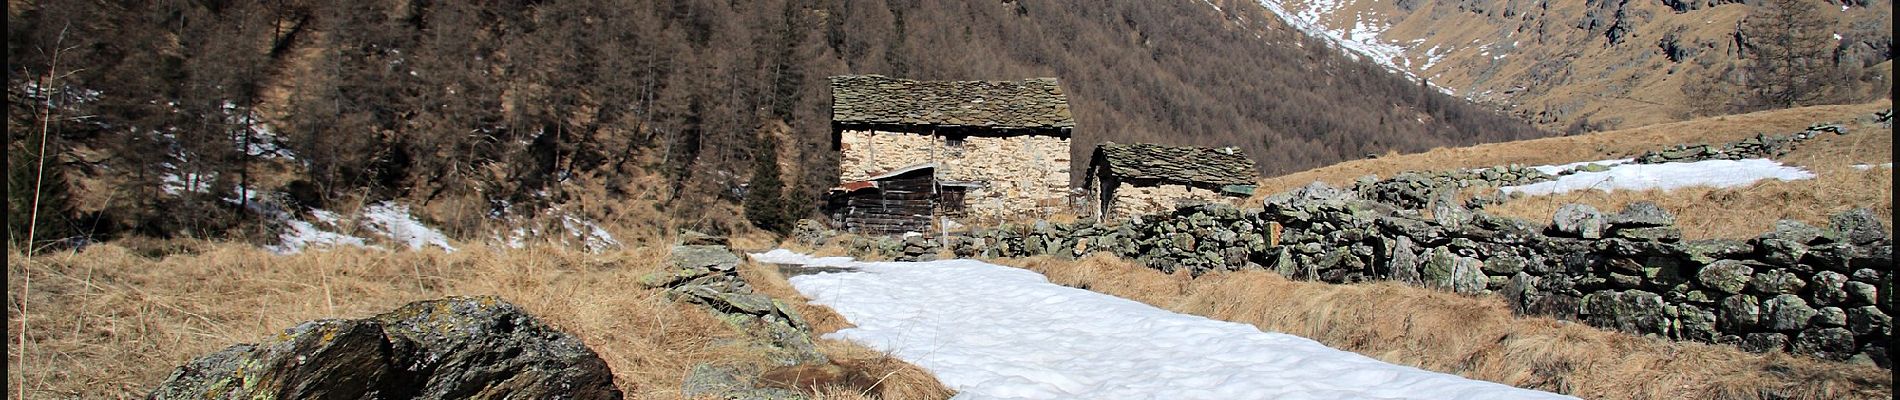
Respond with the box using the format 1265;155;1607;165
1250;0;1893;131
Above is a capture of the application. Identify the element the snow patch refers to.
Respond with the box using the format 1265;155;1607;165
360;202;457;252
1257;1;1442;93
561;214;621;253
1852;163;1893;170
1501;159;1814;196
754;250;1577;400
267;219;369;254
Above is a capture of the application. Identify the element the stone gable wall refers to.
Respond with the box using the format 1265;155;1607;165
1101;182;1243;219
838;129;1070;221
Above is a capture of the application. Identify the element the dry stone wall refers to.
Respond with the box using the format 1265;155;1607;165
1107;182;1243;219
838;129;1070;221
796;183;1894;367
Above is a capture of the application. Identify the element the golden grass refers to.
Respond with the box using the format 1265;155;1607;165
6;240;951;399
998;254;1893;400
1251;100;1892;197
1251;100;1894;240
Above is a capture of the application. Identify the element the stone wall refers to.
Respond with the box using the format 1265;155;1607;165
796;183;1895;367
837;129;1070;221
1103;182;1243;219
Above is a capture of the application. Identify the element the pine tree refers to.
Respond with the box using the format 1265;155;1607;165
1740;0;1843;109
744;133;792;235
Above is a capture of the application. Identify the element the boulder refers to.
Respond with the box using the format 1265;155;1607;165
1551;203;1606;239
1792;327;1857;360
1612;226;1681;242
1741;332;1788;353
1748;269;1807;295
1582;289;1667;335
1608;202;1675;228
1678;304;1718;342
1847;306;1892;337
149;296;621;400
1720;294;1762;330
1829;208;1888;245
1696;260;1755;295
1677;239;1754;264
1813;306;1848;327
1761;219;1830;245
1762;294;1817;331
1810;271;1851;306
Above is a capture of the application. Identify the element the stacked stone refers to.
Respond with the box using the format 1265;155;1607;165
1093;142;1258;188
1355;165;1556;209
642;232;825;366
808;182;1894;367
830;75;1075;130
1634;124;1844;164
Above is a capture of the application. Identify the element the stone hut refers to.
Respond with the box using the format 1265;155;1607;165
1085;142;1257;219
826;74;1075;234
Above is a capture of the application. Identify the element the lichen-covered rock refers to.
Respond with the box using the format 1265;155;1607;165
1697;260;1755;295
1582;289;1667;335
1847;306;1892;337
1720;294;1763;331
149;296;622;400
1741;332;1788;353
1793;327;1857;360
1829;208;1888;245
1677;239;1753;264
1551;203;1606;239
1749;269;1807;295
1678;304;1718;342
1608;202;1675;228
1814;307;1848;327
1762;294;1818;332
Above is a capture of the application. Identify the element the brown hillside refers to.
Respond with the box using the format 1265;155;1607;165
1260;0;1893;131
1252;100;1894;239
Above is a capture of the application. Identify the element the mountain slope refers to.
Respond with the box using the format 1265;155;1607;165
7;0;1544;242
1255;0;1893;131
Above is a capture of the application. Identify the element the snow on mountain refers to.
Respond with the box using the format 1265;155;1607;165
753;250;1578;400
1254;0;1434;91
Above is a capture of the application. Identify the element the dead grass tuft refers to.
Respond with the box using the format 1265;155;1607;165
6;241;951;399
999;254;1893;400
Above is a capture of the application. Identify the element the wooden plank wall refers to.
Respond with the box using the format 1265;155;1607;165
841;173;936;235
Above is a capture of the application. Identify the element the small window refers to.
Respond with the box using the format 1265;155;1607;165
944;134;966;149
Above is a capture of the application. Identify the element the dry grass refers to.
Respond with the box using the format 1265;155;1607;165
5;240;951;399
740;252;958;400
1251;100;1894;240
998;254;1893;400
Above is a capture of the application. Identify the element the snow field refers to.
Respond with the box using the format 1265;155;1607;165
1501;158;1816;196
753;250;1576;400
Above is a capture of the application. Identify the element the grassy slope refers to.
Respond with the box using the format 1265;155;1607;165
1252;100;1894;239
5;240;950;399
997;254;1893;399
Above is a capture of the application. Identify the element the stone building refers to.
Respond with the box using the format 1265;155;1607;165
826;74;1074;234
1085;142;1257;219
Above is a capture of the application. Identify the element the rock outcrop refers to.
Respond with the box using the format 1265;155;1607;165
643;232;825;366
148;296;622;400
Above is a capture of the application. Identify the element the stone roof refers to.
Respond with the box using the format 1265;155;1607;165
1092;142;1257;187
830;75;1075;131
